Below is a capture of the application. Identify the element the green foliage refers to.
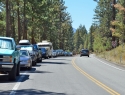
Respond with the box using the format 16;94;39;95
73;25;88;52
0;0;74;51
111;0;125;43
93;32;105;53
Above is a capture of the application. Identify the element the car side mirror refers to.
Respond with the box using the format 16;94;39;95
15;47;20;51
29;53;33;56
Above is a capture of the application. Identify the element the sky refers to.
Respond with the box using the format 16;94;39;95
64;0;97;32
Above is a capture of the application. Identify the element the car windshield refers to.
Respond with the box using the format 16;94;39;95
0;39;13;50
21;46;33;51
82;50;89;52
41;48;46;52
33;44;38;50
53;50;56;52
20;50;28;56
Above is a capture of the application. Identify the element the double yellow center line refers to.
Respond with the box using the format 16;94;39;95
71;58;120;95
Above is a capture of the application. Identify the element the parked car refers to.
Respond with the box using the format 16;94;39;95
20;49;32;70
64;51;68;56
39;47;49;59
16;45;37;66
52;50;57;57
57;49;64;56
68;52;73;56
18;40;42;64
0;37;20;81
80;49;89;57
33;44;42;63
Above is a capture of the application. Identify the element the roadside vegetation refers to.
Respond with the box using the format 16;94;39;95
73;0;125;66
96;45;125;66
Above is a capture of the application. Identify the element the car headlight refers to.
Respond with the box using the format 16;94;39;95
27;60;30;63
1;56;12;62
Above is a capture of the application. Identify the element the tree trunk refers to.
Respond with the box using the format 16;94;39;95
17;0;21;42
6;0;10;37
112;0;116;41
31;17;35;44
31;6;35;44
23;0;27;39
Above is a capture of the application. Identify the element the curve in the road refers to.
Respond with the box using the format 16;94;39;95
71;58;120;95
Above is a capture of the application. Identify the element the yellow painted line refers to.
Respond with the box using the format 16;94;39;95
71;58;120;95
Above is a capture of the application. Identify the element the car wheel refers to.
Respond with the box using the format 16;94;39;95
88;55;89;57
32;61;36;66
39;58;42;63
41;58;42;62
28;63;32;70
16;62;20;76
46;56;48;59
9;64;17;81
37;58;40;63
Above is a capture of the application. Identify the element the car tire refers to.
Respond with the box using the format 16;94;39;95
32;61;36;66
46;56;48;59
9;64;17;81
88;55;89;57
16;62;20;76
28;63;32;70
39;58;42;63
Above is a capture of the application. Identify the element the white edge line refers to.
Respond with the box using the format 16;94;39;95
93;55;125;72
9;72;27;95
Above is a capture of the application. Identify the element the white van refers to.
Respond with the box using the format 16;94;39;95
37;40;53;58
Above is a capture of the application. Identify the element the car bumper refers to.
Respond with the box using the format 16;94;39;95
81;54;89;56
42;54;47;58
0;62;14;71
20;62;30;67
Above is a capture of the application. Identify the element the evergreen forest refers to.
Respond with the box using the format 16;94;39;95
0;0;125;54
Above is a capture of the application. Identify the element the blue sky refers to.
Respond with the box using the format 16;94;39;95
64;0;97;32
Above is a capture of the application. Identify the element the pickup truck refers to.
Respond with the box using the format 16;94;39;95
0;37;20;81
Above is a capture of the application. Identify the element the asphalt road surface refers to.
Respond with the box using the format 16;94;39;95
0;54;125;95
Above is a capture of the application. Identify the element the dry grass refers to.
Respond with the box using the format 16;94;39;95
96;45;125;66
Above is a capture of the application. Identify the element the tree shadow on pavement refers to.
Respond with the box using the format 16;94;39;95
0;89;67;95
21;67;52;74
0;74;29;83
0;68;52;83
42;61;68;65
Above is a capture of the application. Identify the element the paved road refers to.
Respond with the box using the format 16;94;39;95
0;54;125;95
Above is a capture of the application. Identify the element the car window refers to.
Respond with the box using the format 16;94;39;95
21;46;33;51
20;50;28;56
41;48;46;52
82;50;89;52
0;39;13;50
33;44;38;50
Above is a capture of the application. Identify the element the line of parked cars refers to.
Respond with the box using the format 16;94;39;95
0;37;73;81
53;49;73;57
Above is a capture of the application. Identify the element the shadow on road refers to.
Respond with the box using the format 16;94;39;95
0;74;29;83
21;67;52;74
42;61;68;65
0;67;52;82
0;89;67;95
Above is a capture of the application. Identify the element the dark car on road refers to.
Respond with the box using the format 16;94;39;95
80;49;89;57
33;44;42;63
40;47;49;59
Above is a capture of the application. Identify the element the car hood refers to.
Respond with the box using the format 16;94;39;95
20;56;30;61
0;49;14;55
